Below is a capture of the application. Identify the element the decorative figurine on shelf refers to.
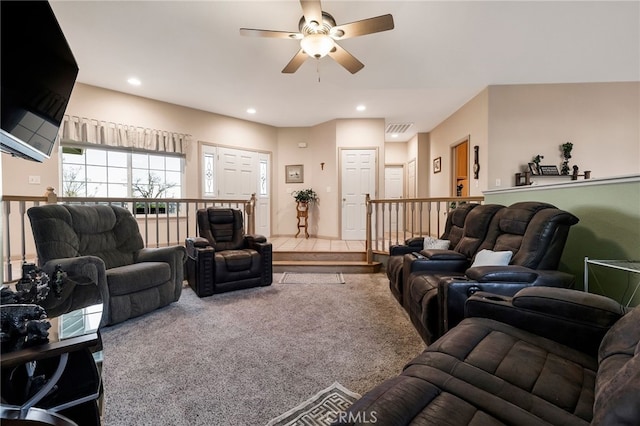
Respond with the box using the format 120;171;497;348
560;142;573;175
532;154;544;175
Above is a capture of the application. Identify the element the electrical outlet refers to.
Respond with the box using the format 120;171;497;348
28;175;41;184
495;178;501;187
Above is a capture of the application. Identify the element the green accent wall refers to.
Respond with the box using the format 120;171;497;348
485;176;640;306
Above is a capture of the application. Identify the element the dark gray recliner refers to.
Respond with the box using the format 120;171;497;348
27;204;186;326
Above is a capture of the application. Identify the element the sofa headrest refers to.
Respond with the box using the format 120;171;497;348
27;204;143;269
499;202;556;235
197;207;245;250
454;204;504;258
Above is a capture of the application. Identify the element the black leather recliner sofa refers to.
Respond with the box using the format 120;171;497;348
390;201;579;344
334;286;640;425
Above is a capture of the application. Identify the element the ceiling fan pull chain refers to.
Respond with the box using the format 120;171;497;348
316;59;321;83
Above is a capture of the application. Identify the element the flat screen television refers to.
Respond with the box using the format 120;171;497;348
1;1;78;162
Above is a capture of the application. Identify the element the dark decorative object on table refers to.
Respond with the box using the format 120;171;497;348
0;263;61;352
1;263;52;305
0;304;50;351
560;142;573;175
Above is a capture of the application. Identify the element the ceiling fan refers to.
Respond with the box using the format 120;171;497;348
239;0;394;74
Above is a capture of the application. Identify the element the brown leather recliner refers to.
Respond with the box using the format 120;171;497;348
403;201;579;343
185;208;272;297
386;203;480;307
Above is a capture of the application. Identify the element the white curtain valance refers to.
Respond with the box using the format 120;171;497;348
60;115;189;154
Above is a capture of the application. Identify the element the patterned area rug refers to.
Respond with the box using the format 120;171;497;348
279;272;345;284
266;382;360;426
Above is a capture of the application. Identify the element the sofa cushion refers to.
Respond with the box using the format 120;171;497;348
453;205;504;259
423;237;451;250
217;249;258;272
107;261;171;296
470;249;513;267
423;317;597;422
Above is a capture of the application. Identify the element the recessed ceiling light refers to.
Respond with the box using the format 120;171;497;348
247;108;257;114
356;105;366;112
127;77;141;86
391;134;399;138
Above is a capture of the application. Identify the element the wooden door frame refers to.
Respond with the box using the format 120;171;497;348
450;136;470;197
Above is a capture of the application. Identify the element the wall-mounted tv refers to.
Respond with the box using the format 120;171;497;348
1;1;78;162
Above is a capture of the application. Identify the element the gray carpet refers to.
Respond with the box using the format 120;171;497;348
100;272;424;425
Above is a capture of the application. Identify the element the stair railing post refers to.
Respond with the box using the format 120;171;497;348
365;193;372;264
245;193;256;235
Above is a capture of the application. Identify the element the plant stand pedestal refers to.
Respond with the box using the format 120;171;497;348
295;202;309;238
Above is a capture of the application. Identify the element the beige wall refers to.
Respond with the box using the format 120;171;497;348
384;142;407;165
2;81;638;240
426;82;639;195
428;88;489;197
487;82;640;190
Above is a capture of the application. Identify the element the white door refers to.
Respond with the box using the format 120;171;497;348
341;149;377;240
384;165;404;235
201;145;270;237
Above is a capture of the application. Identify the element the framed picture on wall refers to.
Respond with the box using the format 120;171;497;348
285;164;304;183
433;157;442;174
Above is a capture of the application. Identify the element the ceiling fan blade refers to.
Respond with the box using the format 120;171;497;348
300;0;322;25
331;14;394;39
240;28;302;39
282;49;308;73
328;44;364;74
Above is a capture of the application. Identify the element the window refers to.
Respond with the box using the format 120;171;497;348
61;146;183;199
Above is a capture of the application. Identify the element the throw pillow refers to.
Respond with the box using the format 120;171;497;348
471;249;513;267
423;236;451;250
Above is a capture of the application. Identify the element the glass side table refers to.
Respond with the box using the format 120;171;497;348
1;303;104;425
584;257;640;307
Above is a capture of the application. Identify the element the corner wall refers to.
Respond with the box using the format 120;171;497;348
487;82;640;190
485;175;640;306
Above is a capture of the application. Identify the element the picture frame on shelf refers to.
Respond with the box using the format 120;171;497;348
433;157;442;174
528;162;539;175
538;165;560;175
285;164;304;183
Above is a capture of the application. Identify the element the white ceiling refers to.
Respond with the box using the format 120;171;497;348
50;1;639;142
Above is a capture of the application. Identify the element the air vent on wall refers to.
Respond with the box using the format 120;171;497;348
385;123;413;134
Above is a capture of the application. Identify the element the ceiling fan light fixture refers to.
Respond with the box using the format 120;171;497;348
300;34;335;58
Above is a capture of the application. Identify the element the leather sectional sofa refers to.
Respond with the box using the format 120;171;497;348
334;286;640;425
387;201;579;344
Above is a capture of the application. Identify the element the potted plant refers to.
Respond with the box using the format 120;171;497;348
560;142;573;175
292;188;318;205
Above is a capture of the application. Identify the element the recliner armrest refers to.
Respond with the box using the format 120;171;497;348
389;244;422;256
404;251;469;276
465;287;626;356
465;265;538;283
185;237;213;260
245;234;267;244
